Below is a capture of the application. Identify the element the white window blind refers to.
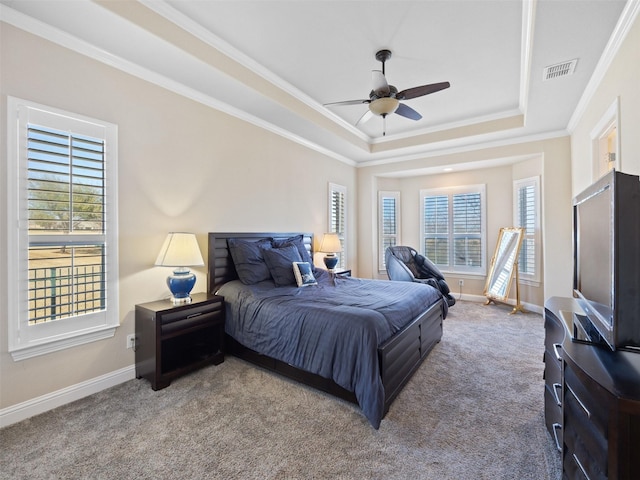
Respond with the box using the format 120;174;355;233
7;97;119;360
328;183;347;269
423;194;449;265
514;177;540;283
379;191;400;270
421;185;486;274
452;192;482;268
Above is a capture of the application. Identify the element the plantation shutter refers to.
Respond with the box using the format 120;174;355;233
329;183;346;269
452;192;482;268
379;192;400;269
27;124;107;324
28;125;105;234
330;189;345;236
421;185;485;274
516;181;538;277
423;195;449;266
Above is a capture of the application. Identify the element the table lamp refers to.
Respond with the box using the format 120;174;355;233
155;232;204;304
319;233;342;271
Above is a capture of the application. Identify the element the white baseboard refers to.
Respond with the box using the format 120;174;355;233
456;294;543;314
0;365;135;428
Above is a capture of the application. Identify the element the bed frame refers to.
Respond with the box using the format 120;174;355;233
207;232;445;416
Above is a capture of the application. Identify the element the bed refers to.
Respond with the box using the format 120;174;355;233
207;232;447;428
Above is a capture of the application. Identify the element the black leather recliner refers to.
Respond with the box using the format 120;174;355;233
385;246;456;307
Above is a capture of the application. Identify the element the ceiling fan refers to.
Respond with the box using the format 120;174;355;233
324;49;450;136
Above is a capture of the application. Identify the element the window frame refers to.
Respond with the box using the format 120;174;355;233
378;191;400;272
327;182;347;270
513;176;541;285
6;96;119;361
420;184;487;276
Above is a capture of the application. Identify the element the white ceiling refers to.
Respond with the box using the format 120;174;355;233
0;0;631;166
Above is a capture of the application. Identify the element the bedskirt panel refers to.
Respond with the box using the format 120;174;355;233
382;325;422;375
420;312;444;356
379;300;443;410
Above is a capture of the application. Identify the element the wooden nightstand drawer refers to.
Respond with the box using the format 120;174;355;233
161;309;222;335
159;299;223;326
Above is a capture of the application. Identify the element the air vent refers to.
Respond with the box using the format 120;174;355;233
543;59;578;81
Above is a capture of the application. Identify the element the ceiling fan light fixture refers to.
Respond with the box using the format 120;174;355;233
369;97;399;116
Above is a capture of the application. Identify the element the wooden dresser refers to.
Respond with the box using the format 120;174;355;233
544;297;640;479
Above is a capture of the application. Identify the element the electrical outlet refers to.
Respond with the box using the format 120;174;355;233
458;279;464;287
126;334;136;349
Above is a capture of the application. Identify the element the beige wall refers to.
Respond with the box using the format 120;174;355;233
357;137;573;308
0;24;356;409
571;12;640;190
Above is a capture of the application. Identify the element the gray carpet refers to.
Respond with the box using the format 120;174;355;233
0;301;562;479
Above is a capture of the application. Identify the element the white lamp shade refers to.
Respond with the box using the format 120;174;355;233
319;233;342;253
154;233;204;267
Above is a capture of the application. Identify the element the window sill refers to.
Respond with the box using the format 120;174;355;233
10;325;117;361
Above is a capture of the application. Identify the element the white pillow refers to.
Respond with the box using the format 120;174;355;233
293;262;317;287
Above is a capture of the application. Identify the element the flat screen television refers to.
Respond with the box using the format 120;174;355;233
572;169;640;351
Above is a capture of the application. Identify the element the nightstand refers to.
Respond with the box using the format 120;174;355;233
135;292;224;390
333;269;352;277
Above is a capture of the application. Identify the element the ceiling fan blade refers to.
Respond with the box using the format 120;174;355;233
355;109;374;126
324;99;370;107
372;70;390;96
395;103;422;121
397;81;450;100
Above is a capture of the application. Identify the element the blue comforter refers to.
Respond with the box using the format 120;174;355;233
217;270;445;428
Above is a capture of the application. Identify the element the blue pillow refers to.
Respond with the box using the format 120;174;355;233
272;235;313;266
293;262;317;287
227;237;272;285
262;245;302;286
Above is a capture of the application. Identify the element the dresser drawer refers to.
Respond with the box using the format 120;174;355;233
563;385;608;473
544;313;565;352
544;350;562;387
564;361;610;439
563;439;608;480
544;384;563;452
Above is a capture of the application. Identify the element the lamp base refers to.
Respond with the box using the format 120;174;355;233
323;254;339;271
167;268;196;305
170;295;193;305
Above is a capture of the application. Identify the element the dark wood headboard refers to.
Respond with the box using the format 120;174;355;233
207;232;314;294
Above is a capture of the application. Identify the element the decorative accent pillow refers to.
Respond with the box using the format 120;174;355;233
227;237;272;285
272;235;314;266
262;245;302;287
293;262;317;287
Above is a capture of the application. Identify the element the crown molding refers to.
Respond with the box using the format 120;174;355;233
0;4;357;167
358;129;568;169
567;0;640;132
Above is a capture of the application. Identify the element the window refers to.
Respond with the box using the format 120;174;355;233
7;97;119;360
328;183;346;269
378;191;400;271
513;176;541;284
421;185;486;275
